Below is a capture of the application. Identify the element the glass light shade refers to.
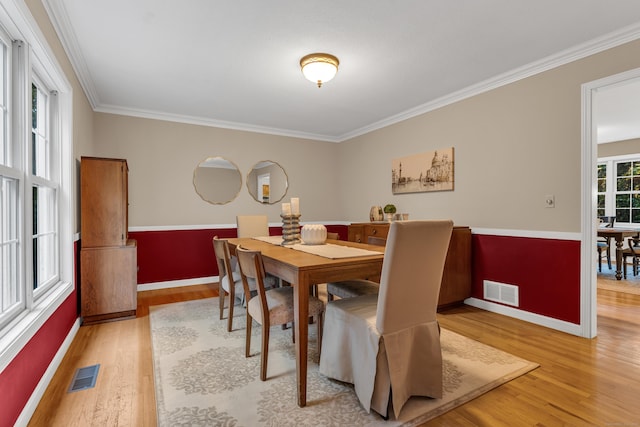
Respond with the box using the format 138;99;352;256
300;53;339;88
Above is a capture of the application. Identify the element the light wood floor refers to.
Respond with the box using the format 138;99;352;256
28;282;639;426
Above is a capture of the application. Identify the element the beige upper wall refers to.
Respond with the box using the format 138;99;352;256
598;138;640;157
338;39;640;232
92;114;340;226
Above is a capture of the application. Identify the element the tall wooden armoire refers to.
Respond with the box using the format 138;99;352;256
80;156;137;324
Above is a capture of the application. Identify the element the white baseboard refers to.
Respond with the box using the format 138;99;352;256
15;318;81;427
464;297;584;337
137;276;218;292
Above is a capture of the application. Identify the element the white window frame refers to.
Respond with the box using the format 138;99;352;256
597;153;640;228
0;0;73;374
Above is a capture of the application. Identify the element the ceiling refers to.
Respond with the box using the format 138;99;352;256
43;0;640;143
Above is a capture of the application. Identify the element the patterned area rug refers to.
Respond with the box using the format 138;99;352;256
150;298;538;426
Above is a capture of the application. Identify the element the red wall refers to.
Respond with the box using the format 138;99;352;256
129;224;348;284
472;234;581;324
0;242;79;427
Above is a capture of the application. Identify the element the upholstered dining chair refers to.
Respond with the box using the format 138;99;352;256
319;220;453;418
326;235;386;301
236;246;325;381
213;236;256;332
236;215;269;238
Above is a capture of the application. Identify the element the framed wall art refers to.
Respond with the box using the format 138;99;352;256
392;147;454;194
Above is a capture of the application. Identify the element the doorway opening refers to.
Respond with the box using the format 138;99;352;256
582;67;640;338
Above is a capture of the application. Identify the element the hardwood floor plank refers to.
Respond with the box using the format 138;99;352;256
28;280;640;426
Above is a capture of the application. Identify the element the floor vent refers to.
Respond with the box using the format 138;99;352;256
483;280;519;307
68;364;100;393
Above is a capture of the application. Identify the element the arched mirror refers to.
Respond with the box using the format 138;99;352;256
247;161;288;204
193;156;242;205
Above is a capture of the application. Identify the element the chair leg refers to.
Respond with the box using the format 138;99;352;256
227;296;234;332
327;292;334;301
219;289;225;320
260;324;270;381
245;312;252;358
597;248;603;273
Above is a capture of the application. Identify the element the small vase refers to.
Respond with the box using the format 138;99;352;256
370;206;383;222
301;224;327;245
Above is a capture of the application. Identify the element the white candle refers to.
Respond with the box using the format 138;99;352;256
291;197;300;215
282;202;291;216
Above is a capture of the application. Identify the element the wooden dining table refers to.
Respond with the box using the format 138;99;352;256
226;237;384;407
597;227;640;280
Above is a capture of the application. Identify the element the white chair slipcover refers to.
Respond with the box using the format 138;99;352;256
319;220;453;418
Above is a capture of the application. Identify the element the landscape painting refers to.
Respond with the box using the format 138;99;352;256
392;147;454;194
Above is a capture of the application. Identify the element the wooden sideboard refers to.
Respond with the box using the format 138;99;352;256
348;222;472;310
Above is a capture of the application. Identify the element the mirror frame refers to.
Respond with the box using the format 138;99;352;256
246;160;289;204
193;156;242;205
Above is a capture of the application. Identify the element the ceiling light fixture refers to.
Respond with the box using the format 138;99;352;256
300;53;339;88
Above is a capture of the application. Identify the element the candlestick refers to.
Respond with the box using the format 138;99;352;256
291;197;300;215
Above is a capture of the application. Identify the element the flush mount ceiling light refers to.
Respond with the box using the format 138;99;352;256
300;53;339;88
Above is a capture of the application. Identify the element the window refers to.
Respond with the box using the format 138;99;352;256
598;156;640;226
597;163;607;218
615;160;640;224
0;0;73;370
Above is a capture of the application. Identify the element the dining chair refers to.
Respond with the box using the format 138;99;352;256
213;236;256;332
325;235;386;301
236;215;269;238
326;232;339;240
596;216;615;272
236;246;325;381
319;220;453;418
622;236;640;278
235;214;280;288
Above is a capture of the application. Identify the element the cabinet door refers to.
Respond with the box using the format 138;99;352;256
437;227;472;308
81;245;137;319
348;225;365;243
81;158;128;247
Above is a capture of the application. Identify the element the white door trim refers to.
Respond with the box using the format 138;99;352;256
581;67;640;338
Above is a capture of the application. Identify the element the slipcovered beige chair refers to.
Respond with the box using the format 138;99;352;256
236;246;325;381
326;235;386;301
319;220;453;418
236;215;269;238
213;236;256;332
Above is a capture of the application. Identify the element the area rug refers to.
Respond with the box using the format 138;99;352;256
597;264;640;295
150;298;538;426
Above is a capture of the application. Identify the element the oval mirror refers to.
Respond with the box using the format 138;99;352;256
247;161;288;204
193;156;242;205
